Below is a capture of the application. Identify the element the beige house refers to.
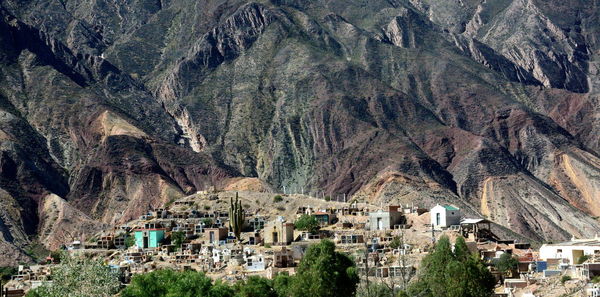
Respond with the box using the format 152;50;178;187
264;217;294;245
205;227;228;245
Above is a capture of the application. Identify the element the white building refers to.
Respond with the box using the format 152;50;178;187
539;238;600;265
430;204;461;228
245;254;266;271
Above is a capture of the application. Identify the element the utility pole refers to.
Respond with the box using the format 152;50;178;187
431;224;436;244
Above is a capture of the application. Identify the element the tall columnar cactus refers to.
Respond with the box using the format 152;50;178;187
229;192;245;240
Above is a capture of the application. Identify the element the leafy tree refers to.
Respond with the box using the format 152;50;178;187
210;281;235;297
290;240;359;297
294;215;320;234
201;218;213;227
125;234;135;248
561;275;572;284
273;273;292;297
171;231;186;249
0;266;17;282
389;236;402;249
234;276;276;297
121;270;215;297
324;196;331;202
26;253;120;297
356;282;395;297
494;253;518;275
408;236;495;297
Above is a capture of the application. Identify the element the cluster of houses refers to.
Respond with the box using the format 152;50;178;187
2;194;600;297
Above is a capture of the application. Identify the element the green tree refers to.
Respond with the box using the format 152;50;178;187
26;253;120;297
408;236;495;297
273;195;283;203
121;270;215;297
494;253;518;276
273;273;292;297
294;215;320;234
125;234;135;248
290;240;359;297
389;236;402;249
356;282;395;297
210;281;235;297
0;266;17;282
171;231;186;249
234;276;276;297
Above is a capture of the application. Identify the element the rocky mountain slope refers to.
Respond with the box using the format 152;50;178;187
0;0;599;265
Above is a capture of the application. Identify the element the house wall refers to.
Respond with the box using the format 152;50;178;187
369;210;405;230
134;230;165;248
369;211;390;230
539;244;600;265
205;228;228;244
134;232;144;248
431;206;461;228
149;231;164;248
446;211;461;226
264;222;294;244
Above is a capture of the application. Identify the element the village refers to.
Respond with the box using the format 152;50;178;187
2;190;600;297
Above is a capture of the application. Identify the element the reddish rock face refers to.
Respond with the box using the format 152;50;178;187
0;0;600;264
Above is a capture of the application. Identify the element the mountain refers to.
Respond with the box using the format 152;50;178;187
0;0;599;265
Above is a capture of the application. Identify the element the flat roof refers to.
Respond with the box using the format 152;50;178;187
543;239;600;247
461;219;491;224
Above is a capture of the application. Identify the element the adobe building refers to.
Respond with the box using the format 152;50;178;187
264;217;294;245
205;227;228;245
368;206;405;231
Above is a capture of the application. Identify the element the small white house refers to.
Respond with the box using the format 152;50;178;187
245;254;266;271
430;204;461;228
539;238;600;265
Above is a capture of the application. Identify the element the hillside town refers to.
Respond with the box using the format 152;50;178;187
2;190;600;297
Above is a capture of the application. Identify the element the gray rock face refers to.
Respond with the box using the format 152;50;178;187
0;0;600;264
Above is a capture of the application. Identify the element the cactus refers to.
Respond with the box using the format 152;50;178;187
229;192;245;240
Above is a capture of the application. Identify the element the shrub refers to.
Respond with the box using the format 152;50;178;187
273;195;284;203
125;234;135;248
576;255;590;264
324;196;331;201
201;218;213;227
561;275;572;284
294;215;320;234
494;253;519;275
171;231;186;249
26;253;120;297
234;276;276;297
